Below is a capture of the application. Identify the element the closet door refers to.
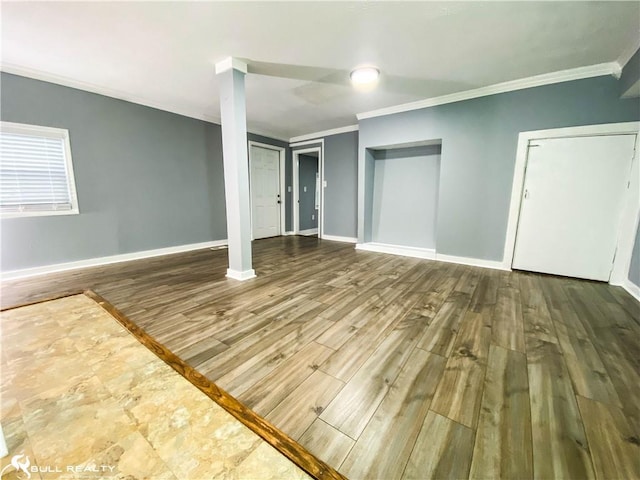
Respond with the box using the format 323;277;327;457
512;134;635;281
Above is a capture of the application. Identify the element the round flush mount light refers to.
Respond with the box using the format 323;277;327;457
350;66;380;86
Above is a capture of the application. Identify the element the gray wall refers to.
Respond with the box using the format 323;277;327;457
359;75;640;261
324;131;358;238
371;145;440;249
629;223;640;288
1;72;288;272
291;131;358;239
298;154;318;231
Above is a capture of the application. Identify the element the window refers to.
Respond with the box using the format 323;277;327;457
0;122;79;217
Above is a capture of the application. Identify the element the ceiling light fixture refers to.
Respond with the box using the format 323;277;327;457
350;66;380;86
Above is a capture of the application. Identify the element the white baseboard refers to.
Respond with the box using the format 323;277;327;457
283;231;295;236
435;253;511;271
356;242;436;260
322;234;358;244
226;268;256;281
354;242;510;270
298;228;319;236
1;239;228;281
620;279;640;302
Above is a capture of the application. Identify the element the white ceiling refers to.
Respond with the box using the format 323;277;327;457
2;1;639;140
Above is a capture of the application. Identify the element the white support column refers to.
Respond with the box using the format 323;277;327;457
216;57;255;281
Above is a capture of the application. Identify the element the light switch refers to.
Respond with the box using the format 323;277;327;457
303;186;307;192
323;180;327;187
288;186;292;192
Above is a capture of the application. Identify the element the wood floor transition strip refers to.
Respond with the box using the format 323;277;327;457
84;289;346;480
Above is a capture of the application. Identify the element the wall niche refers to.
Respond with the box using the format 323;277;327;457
361;140;442;258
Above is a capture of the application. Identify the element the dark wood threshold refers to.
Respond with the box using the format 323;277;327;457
84;289;346;480
1;289;345;479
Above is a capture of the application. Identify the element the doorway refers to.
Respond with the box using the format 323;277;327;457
249;142;286;239
293;146;322;236
504;123;639;283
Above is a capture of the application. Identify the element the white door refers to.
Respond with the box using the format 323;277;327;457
250;145;281;239
512;134;636;281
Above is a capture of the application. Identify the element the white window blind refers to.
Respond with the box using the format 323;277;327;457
0;122;79;217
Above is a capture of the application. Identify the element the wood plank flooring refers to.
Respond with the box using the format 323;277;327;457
2;236;639;479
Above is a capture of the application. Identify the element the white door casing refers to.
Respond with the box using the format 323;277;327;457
249;144;282;239
512;134;636;281
291;143;323;236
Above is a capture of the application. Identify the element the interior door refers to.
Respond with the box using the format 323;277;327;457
250;145;281;239
512;134;636;281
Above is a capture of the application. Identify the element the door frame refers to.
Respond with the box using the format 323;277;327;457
502;122;639;287
291;139;324;237
248;141;286;239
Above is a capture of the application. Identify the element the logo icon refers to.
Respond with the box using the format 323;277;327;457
0;453;31;479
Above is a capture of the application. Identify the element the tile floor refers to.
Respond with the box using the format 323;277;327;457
0;294;311;480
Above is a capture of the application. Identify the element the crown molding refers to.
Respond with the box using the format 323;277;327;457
290;138;324;148
617;38;640;69
357;62;620;121
1;63;223;123
2;60;624;143
245;124;290;143
215;57;248;75
289;124;359;143
0;63;289;142
247;128;289;143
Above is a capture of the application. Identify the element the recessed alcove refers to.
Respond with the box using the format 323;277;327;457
359;139;442;259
